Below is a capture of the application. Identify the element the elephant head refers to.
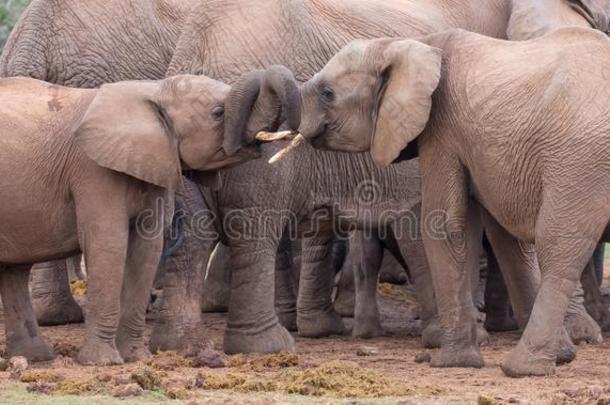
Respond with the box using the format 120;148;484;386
74;69;295;190
222;65;302;156
299;38;442;167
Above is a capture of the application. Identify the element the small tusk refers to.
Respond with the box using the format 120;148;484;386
255;130;298;142
268;134;305;164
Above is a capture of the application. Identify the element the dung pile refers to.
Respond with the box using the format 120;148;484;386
199;359;442;398
69;280;87;296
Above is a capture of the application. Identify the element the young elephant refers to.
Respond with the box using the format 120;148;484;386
0;68;296;365
298;28;610;377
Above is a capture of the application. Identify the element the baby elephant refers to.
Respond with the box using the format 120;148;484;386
0;67;299;365
298;28;610;377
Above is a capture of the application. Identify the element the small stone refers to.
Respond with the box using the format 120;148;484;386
192;348;225;368
112;383;144;398
9;356;28;372
0;358;9;371
414;352;431;363
356;346;379;356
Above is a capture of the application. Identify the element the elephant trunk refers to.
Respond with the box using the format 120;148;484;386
297;81;325;141
223;65;301;156
261;65;301;132
223;70;264;156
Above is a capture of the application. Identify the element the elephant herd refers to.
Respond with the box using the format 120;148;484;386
0;0;609;379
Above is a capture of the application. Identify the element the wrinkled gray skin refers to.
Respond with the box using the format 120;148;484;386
166;0;508;355
297;28;610;377
0;0;195;86
215;142;436;352
0;72;272;365
166;0;608;353
0;0;197;326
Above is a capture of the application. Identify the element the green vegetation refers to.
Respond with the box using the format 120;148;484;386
0;0;31;51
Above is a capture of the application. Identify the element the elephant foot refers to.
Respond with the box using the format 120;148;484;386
7;336;55;362
352;316;383;339
378;267;407;285
150;319;210;357
430;345;484;368
501;342;555;377
117;336;152;363
484;313;519;332
76;339;123;366
333;293;355;318
421;320;443;349
33;295;84;326
277;310;297;332
422;319;489;349
223;322;295;354
476;324;491;347
556;327;577;366
564;310;603;345
297;309;346;338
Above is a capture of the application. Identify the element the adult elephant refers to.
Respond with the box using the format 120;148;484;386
0;0;198;326
152;141;443;354
294;27;610;376
166;0;609;353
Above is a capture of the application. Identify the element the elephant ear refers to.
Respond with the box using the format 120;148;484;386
75;81;182;190
371;40;442;168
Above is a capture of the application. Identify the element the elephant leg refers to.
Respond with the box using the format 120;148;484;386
296;232;346;338
480;210;539;329
378;251;408;285
482;209;577;365
390;200;486;350
66;254;85;282
390;234;441;348
0;265;54;361
275;236;297;332
482;239;518;332
31;259;83;326
224;245;294;354
565;278;603;344
422;178;484;370
150;181;215;355
202;243;231;313
116;230;164;362
501;206;602;377
333;258;356;318
350;232;383;338
75;212;128;366
581;256;610;332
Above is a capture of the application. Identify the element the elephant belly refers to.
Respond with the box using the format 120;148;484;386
0;201;79;265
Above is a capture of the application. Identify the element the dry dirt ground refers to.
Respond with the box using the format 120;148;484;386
0;278;609;404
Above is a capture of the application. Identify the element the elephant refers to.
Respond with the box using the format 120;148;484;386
161;0;609;354
295;27;610;376
0;0;196;87
0;66;298;365
0;0;199;327
152;140;448;354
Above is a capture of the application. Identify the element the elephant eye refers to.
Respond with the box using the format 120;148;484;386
212;105;224;121
320;87;335;103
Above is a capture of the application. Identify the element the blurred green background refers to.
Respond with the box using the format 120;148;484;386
0;0;31;50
